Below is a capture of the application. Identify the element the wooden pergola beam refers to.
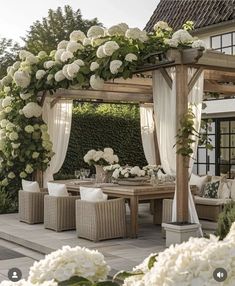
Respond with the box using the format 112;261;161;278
204;80;235;94
205;70;235;83
52;88;153;104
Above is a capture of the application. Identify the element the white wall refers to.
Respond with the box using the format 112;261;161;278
202;99;235;118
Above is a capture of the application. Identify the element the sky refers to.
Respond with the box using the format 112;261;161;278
0;0;159;44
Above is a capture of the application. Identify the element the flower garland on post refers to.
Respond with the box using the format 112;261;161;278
0;21;205;192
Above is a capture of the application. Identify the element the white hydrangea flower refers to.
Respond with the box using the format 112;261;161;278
70;30;86;42
125;28;148;42
90;75;104;90
32;152;40;159
66;42;83;53
4;106;12;113
54;49;65;62
73;59;85;66
192;39;206;49
25;125;34;133
103;41;120;56
5;122;15;131
11;142;20;149
154;21;171;31
1;75;12;86
13;61;21;70
47;74;54;82
7;172;15;179
90;62;99;71
2;96;12;108
110;60;122;74
60;51;74;62
125;53;138;62
20;171;27;178
19;50;34;61
67;63;80;78
83;38;92;46
96;45;106;58
0;119;9;128
108;23;128;36
57;40;69;49
25;55;38;65
62;65;73;80
164;38;179;47
20;93;32;100
14;71;31;88
91;38;107;47
172;29;193;44
25;164;34;174
87;25;105;39
54;70;65;82
28;245;110;284
118;23;129;33
7;66;15;77
22;102;42;118
44;61;55;69
36;70;46;80
9;132;18;141
37;51;48;59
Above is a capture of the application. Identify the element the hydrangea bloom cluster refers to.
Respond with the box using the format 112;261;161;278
28;245;110;283
112;166;146;179
0;280;57;286
122;222;235;286
0;21;205;189
84;147;119;166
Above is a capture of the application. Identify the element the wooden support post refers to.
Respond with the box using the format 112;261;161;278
175;64;189;223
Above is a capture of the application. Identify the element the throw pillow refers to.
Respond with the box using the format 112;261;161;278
189;174;208;196
218;182;231;199
203;181;220;198
22;179;40;192
80;186;108;202
47;182;69;197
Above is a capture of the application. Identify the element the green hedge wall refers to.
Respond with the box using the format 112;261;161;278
56;103;147;177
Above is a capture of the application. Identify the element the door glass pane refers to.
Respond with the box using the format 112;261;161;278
211;36;221;49
220;148;230;161
231;135;235;147
220;121;229;133
208;122;215;134
222;47;232;54
222;33;232;47
207;164;215;176
208;149;215;163
231;148;235;159
199;164;206;175
208;135;215;148
198;148;206;163
220;135;230;147
231;121;235;133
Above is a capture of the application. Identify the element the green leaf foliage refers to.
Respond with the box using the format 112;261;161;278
148;254;158;270
93;281;119;286
113;270;143;281
56;103;147;178
216;201;235;240
58;276;92;286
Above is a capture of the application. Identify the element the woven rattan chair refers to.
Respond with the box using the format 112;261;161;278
44;195;80;231
76;198;126;242
19;189;48;224
162;199;173;237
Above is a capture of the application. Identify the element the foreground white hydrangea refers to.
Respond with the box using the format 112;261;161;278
0;279;57;286
123;223;235;286
84;147;119;165
90;75;104;90
28;245;110;283
110;60;122;74
14;71;31;88
22;102;42;118
87;25;105;39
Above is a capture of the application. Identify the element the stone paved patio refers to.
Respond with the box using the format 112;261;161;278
0;204;217;282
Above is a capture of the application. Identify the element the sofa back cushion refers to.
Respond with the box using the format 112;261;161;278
189;174;208;196
80;186;108;202
230;180;235;200
22;179;40;192
47;182;69;197
218;182;231;199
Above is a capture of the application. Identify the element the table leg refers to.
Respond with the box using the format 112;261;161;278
129;196;138;238
153;199;163;225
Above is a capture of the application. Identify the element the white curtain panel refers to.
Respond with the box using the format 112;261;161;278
140;105;156;165
42;97;73;186
153;68;204;233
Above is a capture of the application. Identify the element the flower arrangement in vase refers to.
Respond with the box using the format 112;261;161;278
84;148;119;183
112;166;147;185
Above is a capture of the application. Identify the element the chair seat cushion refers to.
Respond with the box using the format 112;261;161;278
194;196;231;205
22;179;40;192
47;182;69;197
80;186;107;202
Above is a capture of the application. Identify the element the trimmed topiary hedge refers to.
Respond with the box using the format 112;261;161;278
56;103;147;177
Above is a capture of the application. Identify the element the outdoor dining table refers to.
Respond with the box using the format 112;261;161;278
60;180;177;238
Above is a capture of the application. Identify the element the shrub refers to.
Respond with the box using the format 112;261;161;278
0;189;17;214
216;201;235;239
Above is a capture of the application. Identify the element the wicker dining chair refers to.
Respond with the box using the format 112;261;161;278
44;195;80;231
76;198;126;242
18;189;48;224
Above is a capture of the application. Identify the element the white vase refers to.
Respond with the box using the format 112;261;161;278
95;165;107;183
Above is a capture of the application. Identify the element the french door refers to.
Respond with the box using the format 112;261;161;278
193;118;235;178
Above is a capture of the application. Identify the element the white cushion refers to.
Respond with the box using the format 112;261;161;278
194;196;231;205
80;186;108;202
47;182;69;197
22;179;40;192
218;182;230;199
230;180;235;200
189;174;208;195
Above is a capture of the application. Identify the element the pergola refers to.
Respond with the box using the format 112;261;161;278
43;49;235;223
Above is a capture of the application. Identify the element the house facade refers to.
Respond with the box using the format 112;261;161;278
145;0;235;178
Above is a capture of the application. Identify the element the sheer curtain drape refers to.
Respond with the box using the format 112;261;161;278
140;105;156;165
152;68;204;232
42;98;73;186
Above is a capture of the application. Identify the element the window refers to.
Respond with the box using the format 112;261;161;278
210;32;235;55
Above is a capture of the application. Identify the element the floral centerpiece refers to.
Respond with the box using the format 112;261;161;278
112;166;147;185
143;165;162;176
84;148;119;183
